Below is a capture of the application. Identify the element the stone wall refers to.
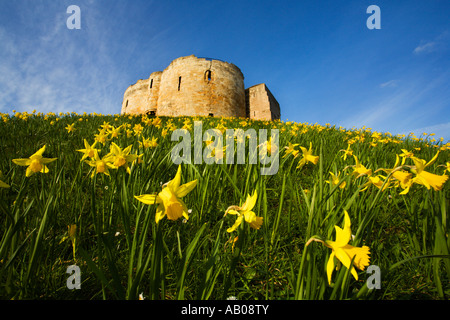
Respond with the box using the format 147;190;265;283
245;84;280;121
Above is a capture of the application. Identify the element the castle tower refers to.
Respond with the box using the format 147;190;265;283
156;55;246;118
121;78;150;115
121;55;280;120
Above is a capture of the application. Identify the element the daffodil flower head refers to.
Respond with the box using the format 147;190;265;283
350;155;372;178
296;142;319;170
224;190;263;233
410;152;448;191
107;142;139;174
323;211;370;284
77;139;100;161
134;165;198;224
306;211;370;285
12;145;57;177
84;150;111;178
0;171;10;188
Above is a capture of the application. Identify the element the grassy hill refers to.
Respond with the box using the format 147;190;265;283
0;110;448;300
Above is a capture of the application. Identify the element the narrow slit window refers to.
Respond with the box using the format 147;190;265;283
178;76;181;91
206;70;212;81
149;79;153;89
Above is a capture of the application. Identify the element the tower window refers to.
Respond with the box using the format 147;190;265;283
149;79;153;89
178;76;181;91
206;70;212;81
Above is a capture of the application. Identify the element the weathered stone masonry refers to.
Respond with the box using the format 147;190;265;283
121;55;280;121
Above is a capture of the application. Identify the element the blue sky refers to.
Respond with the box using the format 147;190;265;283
1;0;449;141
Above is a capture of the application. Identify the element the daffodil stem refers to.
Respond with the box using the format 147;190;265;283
222;222;246;299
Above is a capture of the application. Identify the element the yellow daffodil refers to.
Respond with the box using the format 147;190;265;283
377;155;413;195
410;152;448;191
134;165;198;223
65;123;76;133
349;155;372;178
60;224;77;260
259;136;278;159
307;211;370;285
296;142;319;170
94;130;110;145
361;175;390;192
438;162;450;173
133;123;144;136
224;190;263;233
283;142;299;158
107;142;139;174
0;171;10;188
77;139;101;161
84;150;112;178
139;136;158;149
108;126;122;138
12;145;57;177
325;171;346;189
339;144;353;161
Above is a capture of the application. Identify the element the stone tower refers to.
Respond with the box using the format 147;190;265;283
121;55;280;121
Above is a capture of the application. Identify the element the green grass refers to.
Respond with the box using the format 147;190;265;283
0;111;448;300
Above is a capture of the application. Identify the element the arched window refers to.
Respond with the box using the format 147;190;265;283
205;70;212;81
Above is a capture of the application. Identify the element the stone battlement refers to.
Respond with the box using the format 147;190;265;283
121;55;280;121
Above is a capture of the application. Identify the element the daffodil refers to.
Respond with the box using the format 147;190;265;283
296;142;319;170
377;155;413;195
361;175;390;192
77;139;101;161
84;150;112;178
438;162;450;174
65;123;76;133
60;224;77;260
139;136;158;149
224;190;263;233
108;125;122;138
133;123;144;136
410;152;448;191
12;145;57;177
258;136;278;160
349;155;372;178
0;171;10;188
307;211;370;284
339;144;353;161
325;171;346;189
94;130;110;145
283;142;299;158
106;142;139;174
134;165;197;223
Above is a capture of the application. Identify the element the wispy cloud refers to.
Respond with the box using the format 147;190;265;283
413;42;436;54
0;2;132;115
379;80;398;88
340;72;449;140
413;31;450;55
402;122;450;142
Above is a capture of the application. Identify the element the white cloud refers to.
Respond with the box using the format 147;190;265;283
403;122;450;142
413;42;436;54
0;4;125;116
379;80;398;88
